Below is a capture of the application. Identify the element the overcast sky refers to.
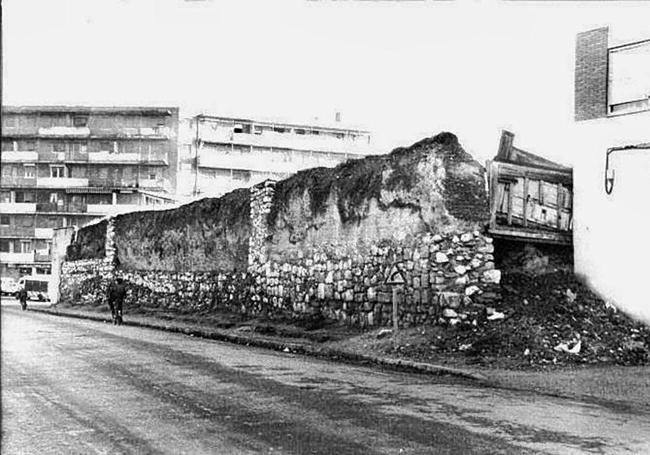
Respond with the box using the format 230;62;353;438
3;0;649;164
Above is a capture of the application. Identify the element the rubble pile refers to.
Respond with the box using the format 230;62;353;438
390;271;650;368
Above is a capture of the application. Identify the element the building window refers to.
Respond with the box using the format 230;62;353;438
608;40;650;115
2;140;15;152
36;266;51;275
22;216;34;227
232;169;251;181
253;125;263;135
0;215;10;226
19;141;37;151
50;166;66;178
295;129;306;135
70;142;87;153
52;142;66;153
49;193;59;204
273;127;286;133
19;266;32;275
23;165;35;179
20;240;32;253
144;196;162;206
73;116;88;127
233;124;251;134
15;191;35;203
0;240;10;252
3;116;17;128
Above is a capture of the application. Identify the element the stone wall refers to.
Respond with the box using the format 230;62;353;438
252;230;500;328
57;132;502;327
60;258;115;306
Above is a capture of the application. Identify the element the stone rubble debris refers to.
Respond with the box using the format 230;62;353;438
386;271;650;368
376;328;393;339
565;288;577;304
554;337;582;355
487;311;505;321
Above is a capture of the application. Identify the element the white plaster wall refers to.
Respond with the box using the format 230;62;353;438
50;226;76;304
573;110;650;322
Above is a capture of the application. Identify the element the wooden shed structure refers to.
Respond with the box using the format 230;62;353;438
487;131;573;245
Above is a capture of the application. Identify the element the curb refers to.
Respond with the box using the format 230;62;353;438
29;306;487;382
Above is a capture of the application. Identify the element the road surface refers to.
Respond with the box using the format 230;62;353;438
2;304;649;454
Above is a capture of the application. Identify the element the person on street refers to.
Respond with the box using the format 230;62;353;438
107;277;127;325
17;286;28;311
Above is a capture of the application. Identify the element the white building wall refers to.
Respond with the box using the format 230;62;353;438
176;115;373;201
573;110;650;323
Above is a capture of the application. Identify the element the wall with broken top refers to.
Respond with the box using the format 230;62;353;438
55;133;502;328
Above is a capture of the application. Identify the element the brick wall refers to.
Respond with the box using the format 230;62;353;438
575;27;609;121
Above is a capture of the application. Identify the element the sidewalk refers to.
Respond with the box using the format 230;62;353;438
30;304;650;413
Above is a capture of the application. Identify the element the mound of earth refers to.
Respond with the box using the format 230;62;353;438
385;271;650;369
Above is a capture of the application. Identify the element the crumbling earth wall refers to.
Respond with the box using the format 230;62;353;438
57;132;502;327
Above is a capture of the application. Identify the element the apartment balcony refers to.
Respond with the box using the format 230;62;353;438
0;176;36;188
87;203;140;215
136;179;162;189
89;127;171;140
37;150;89;162
1;151;38;162
85;177;162;190
0;202;37;214
34;228;54;239
86;203;164;215
38;126;91;138
36;202;88;214
1;126;39;137
0;226;35;238
0;251;35;264
87;151;168;165
197;148;345;174
34;251;51;262
36;177;89;188
198;129;371;155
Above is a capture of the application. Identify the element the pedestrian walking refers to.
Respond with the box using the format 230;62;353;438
106;278;127;325
17;286;28;311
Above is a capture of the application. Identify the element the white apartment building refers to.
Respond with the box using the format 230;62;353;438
177;114;373;200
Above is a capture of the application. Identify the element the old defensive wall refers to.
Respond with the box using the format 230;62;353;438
54;132;501;328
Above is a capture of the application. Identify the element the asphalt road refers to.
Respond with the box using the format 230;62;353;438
2;305;650;454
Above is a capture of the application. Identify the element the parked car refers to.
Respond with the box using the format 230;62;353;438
1;277;20;297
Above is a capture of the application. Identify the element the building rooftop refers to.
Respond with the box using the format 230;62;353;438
195;113;370;134
2;105;178;116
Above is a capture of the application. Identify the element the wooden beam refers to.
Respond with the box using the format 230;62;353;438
492;161;573;186
496;130;515;161
487;161;498;229
556;183;562;230
487;226;572;245
506;183;513;225
523;176;529;227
